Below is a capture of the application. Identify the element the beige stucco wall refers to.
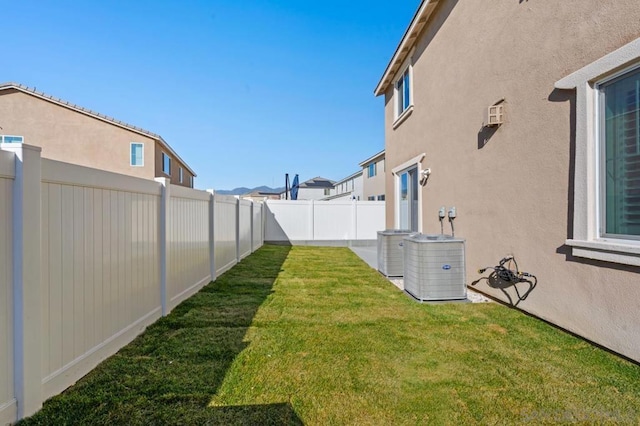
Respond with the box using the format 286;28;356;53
0;90;194;187
382;0;640;362
363;157;386;200
0;90;156;179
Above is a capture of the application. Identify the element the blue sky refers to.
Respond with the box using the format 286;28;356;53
4;0;419;190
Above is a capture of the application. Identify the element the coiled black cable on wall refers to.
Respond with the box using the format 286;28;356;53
474;256;537;306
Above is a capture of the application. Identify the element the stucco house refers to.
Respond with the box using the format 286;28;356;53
323;171;363;201
375;0;640;362
280;176;335;200
360;150;385;201
0;82;196;187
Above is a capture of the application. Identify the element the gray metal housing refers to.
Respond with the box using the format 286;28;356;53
403;234;467;301
377;229;413;277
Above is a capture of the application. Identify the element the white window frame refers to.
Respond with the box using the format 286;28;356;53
130;142;144;167
393;54;414;129
392;153;425;232
555;37;640;266
368;162;377;178
162;152;171;176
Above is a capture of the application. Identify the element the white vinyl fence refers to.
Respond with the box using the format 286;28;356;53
265;199;385;243
0;150;15;424
0;144;264;424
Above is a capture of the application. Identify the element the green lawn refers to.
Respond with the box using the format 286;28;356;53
22;245;640;425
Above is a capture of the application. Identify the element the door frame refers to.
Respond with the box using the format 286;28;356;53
392;153;425;232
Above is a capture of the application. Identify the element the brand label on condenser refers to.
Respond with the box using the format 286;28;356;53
442;264;452;270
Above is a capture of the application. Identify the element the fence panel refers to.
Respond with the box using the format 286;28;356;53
168;185;211;310
313;201;352;240
239;200;252;259
265;200;312;241
0;151;16;424
355;201;386;239
214;195;238;275
252;202;264;251
40;159;162;401
265;200;385;242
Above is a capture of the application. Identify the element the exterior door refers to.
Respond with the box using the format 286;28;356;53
399;167;419;231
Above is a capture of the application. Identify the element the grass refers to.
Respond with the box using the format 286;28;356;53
21;245;640;425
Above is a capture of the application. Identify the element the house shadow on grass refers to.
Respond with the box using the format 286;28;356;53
19;245;302;425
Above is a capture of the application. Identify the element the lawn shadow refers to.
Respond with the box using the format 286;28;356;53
19;245;301;425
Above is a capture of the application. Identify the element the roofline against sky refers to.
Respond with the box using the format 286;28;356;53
333;170;362;185
373;0;440;97
0;82;197;176
359;149;385;167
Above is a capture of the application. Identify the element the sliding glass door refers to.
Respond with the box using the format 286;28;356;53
398;167;419;231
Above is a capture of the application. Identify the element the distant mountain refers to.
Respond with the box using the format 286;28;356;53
216;186;285;196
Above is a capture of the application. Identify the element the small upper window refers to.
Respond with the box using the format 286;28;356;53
0;135;24;143
162;152;171;175
368;196;375;201
130;143;144;166
179;167;183;183
395;67;411;117
378;195;385;201
324;188;330;196
368;162;377;178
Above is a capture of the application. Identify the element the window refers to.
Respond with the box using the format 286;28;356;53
162;152;171;175
395;66;412;118
179;167;183;183
378;195;385;201
368;196;375;201
324;188;330;196
368;162;377;178
0;135;23;143
130;143;144;166
555;37;640;265
601;67;640;238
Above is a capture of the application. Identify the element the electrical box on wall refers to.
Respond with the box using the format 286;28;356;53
486;104;504;127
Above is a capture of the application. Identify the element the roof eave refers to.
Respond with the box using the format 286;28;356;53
359;149;385;167
373;0;440;97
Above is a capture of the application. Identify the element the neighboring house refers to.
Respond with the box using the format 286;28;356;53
0;82;196;187
359;150;385;201
323;171;363;201
242;190;281;202
375;0;640;363
280;176;335;200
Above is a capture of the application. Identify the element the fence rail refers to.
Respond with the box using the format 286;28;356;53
0;144;264;423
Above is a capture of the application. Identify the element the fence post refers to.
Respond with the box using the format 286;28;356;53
250;201;255;252
3;143;43;419
309;200;314;241
351;200;358;240
155;178;170;316
235;198;240;263
207;190;216;282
